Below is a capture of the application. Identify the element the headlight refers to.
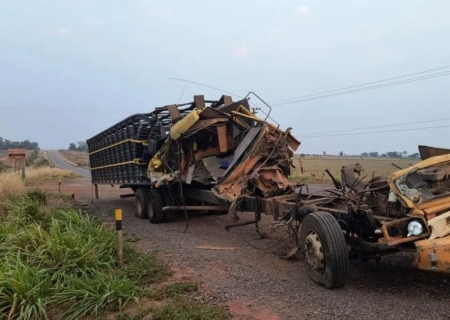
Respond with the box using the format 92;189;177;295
407;221;423;237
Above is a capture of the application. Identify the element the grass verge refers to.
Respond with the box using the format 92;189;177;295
0;173;25;202
0;188;230;320
0;192;170;320
24;167;78;182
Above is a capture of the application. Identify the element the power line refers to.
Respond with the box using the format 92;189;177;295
301;117;450;137
271;71;450;106
168;77;245;99
299;125;450;139
268;65;450;105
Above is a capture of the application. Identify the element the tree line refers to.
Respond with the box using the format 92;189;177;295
336;151;420;158
0;137;39;150
68;141;88;152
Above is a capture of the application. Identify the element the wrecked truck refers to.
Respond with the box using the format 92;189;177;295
86;93;450;289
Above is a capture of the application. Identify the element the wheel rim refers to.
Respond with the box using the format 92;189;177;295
304;229;325;275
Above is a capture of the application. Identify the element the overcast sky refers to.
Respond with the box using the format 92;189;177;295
1;0;449;155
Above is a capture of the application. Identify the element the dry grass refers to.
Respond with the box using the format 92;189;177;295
0;172;25;201
25;167;78;182
291;155;420;183
58;151;89;168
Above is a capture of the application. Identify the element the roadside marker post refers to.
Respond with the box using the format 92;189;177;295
115;209;124;268
58;180;61;194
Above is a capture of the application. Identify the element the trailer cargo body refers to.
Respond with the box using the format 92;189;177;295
86;93;300;221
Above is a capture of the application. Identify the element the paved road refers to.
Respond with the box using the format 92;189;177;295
47;150;91;178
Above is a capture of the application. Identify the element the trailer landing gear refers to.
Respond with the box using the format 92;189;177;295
300;211;349;289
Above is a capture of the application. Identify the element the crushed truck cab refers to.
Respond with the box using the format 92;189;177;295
387;153;450;272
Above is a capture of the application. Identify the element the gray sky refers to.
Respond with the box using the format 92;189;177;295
1;0;449;155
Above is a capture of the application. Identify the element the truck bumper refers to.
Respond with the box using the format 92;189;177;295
414;237;450;272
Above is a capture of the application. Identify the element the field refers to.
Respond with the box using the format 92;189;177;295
291;155;420;184
58;150;89;168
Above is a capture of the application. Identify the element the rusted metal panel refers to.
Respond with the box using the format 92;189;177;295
194;95;205;110
217;124;228;153
251;166;291;198
166;104;182;123
418;145;450;160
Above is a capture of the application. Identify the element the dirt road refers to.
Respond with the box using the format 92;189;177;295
41;177;450;320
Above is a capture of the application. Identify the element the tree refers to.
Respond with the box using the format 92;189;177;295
386;151;401;158
402;151;408;157
339;151;344;157
0;137;39;150
360;152;369;157
77;141;88;152
69;143;77;151
323;151;326;156
369;152;379;157
408;153;420;159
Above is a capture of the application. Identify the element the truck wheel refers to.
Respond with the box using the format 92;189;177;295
135;188;149;219
300;211;348;289
148;189;165;224
160;186;176;222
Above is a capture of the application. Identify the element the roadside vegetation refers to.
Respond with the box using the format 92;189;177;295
0;176;231;320
0;149;77;185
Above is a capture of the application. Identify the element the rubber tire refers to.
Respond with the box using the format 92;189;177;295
148;189;165;224
300;211;348;289
134;188;149;219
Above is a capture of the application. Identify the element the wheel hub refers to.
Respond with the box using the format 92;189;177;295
304;230;325;274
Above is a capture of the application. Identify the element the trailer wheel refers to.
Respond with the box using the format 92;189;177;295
300;211;348;289
135;188;149;219
148;189;164;224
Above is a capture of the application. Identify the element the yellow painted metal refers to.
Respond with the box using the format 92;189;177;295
414;237;450;272
428;210;450;239
90;158;143;171
89;139;148;155
388;154;450;213
169;109;202;140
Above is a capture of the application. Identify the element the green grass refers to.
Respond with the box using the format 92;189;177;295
0;195;171;320
0;192;229;320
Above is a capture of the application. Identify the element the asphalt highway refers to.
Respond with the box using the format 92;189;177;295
47;150;91;178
